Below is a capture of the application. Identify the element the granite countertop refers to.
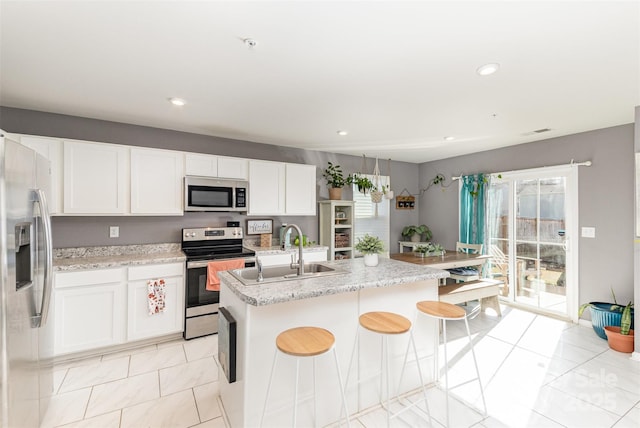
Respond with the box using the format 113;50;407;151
244;243;328;256
219;256;449;306
53;243;185;272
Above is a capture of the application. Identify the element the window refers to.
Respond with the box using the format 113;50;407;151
353;174;390;256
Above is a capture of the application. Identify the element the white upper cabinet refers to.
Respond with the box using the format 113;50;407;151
63;141;129;214
218;156;249;180
130;148;184;215
185;153;248;180
185;153;218;177
248;160;285;215
248;161;316;216
285;163;317;215
16;135;63;214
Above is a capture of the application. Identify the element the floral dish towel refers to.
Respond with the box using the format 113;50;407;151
147;278;166;315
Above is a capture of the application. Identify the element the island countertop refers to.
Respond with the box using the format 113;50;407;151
218;256;449;306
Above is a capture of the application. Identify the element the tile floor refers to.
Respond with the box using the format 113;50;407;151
42;303;640;428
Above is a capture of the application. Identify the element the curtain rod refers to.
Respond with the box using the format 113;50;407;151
451;159;592;181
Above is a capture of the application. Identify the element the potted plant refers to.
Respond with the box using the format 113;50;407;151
348;173;375;194
413;243;444;258
354;234;384;267
604;301;635;353
401;225;432;243
323;162;346;200
578;289;635;340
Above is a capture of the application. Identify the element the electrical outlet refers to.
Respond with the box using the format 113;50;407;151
581;227;595;238
109;226;119;238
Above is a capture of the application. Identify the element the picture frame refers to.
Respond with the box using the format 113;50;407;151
246;219;273;235
396;195;416;210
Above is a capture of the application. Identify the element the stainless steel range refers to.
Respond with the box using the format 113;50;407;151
182;227;255;340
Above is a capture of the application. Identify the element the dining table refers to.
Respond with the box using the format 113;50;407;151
390;250;491;270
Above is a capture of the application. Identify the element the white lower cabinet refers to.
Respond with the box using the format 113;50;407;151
52;262;184;356
54;268;127;355
127;263;184;341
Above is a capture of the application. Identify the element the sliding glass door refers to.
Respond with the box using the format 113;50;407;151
487;166;578;319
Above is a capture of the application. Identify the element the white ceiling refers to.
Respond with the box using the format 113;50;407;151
1;1;639;164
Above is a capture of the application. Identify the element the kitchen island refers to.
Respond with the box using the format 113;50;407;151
218;257;449;427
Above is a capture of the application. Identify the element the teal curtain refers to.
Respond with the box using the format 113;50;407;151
459;174;487;246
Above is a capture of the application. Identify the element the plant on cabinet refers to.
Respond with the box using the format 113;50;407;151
322;162;346;200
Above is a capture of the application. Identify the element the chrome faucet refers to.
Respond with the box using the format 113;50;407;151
282;224;304;276
256;256;264;282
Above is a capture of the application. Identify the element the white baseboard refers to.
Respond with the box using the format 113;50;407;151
577;319;593;328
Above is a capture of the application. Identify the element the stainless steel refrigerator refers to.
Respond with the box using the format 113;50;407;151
0;132;54;427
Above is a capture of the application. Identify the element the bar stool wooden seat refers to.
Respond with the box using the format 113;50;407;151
416;301;487;427
344;311;432;427
261;326;350;427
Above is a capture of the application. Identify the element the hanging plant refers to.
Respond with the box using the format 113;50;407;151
370;157;383;205
348;173;374;194
466;174;502;198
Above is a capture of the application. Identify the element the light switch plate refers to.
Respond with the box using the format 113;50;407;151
109;226;119;238
581;227;595;238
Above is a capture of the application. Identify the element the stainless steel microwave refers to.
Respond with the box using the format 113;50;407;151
184;176;248;212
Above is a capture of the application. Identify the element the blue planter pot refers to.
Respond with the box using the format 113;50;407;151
589;302;634;340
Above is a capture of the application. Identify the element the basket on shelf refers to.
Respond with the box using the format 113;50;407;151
335;233;350;248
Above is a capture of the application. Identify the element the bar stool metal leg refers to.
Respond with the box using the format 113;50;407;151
262;327;350;428
261;348;279;428
442;315;450;428
416;301;487;428
345;312;433;427
464;316;487;416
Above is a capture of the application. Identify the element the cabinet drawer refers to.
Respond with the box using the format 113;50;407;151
128;263;184;281
55;268;124;288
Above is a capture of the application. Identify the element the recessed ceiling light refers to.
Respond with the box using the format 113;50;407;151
337;130;348;136
168;97;186;106
476;63;500;76
444;136;455;141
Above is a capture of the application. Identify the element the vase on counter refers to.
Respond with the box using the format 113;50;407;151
363;253;379;267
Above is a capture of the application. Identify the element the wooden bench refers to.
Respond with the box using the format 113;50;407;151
438;279;503;316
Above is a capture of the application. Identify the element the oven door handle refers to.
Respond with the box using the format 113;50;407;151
187;258;255;269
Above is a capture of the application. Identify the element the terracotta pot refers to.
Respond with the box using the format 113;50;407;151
604;326;635;353
328;187;342;200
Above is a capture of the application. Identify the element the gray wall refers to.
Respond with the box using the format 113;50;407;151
0;107;420;248
635;106;639;354
418;124;635;309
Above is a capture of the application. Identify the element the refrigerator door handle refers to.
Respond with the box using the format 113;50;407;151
32;188;53;328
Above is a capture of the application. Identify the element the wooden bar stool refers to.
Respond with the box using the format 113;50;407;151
344;311;432;426
261;326;350;427
416;301;487;427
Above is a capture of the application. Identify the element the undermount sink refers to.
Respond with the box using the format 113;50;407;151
229;262;346;285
